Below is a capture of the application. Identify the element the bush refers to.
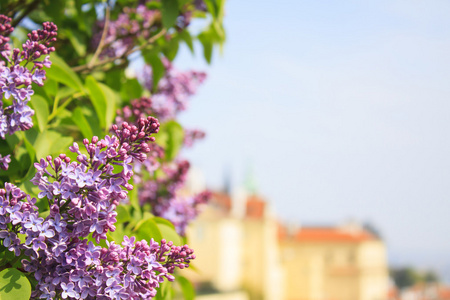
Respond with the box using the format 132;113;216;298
0;0;225;299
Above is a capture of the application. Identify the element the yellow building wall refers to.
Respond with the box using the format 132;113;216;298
281;240;389;300
242;217;284;300
185;190;388;300
186;203;284;300
185;207;244;292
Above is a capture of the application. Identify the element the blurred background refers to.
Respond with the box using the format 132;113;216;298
167;0;450;299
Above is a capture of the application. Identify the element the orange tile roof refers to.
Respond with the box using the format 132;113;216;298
278;223;288;240
246;195;266;219
439;286;450;300
294;227;376;243
387;287;399;300
210;191;232;213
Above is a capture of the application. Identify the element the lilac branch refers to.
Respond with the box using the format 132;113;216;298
72;29;167;73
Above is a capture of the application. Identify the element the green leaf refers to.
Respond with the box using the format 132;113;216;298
120;78;143;101
155;280;173;300
55;86;76;100
85;75;107;128
128;184;142;220
72;107;93;138
158;223;182;246
79;106;102;137
133;218;163;242
39;210;50;219
46;54;85;92
66;29;87;57
176;276;195;300
161;0;179;29
0;246;16;266
153;217;175;230
179;30;194;54
97;82;118;130
16;164;40;199
116;205;131;224
42;0;65;24
43;79;58;97
0;268;31;300
157;121;184;161
163;37;180;61
33;130;73;159
143;53;165;91
108;225;127;243
85;77;117;131
30;95;49;132
198;32;213;64
105;70;123;93
22;134;36;163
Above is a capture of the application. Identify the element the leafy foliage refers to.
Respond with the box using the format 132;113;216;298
0;268;31;300
390;267;440;289
0;0;225;298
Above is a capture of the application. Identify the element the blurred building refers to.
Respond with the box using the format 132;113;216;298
279;223;389;300
185;190;284;300
184;171;389;300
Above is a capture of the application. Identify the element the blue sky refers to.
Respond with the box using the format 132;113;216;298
173;0;450;274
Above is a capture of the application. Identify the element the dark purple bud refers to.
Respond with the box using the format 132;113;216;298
54;157;61;169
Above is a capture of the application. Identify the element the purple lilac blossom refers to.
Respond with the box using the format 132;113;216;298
184;128;206;147
0;153;10;170
139;160;211;235
158;191;211;235
193;0;208;12
0;16;57;138
0;119;197;299
115;97;165;183
93;5;158;59
115;88;210;234
142;58;207;121
93;2;203;60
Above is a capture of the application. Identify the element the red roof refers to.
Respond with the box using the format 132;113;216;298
293;227;376;243
246;195;266;219
210;192;232;213
439;286;450;300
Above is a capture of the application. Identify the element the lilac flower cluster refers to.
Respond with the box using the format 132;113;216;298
0;182;196;299
157;191;211;235
93;1;208;59
0;182;40;258
184;128;206;147
115;100;164;182
0;15;14;56
116;63;209;233
0;15;57;139
193;0;208;12
176;0;209;29
94;5;158;58
139;160;190;207
142;58;207;121
32;117;160;242
116;97;154;125
0;118;198;299
0;153;10;170
139;160;211;235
